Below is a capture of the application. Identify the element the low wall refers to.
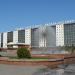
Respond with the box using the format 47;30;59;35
64;54;75;64
0;58;63;68
32;54;64;59
7;50;17;56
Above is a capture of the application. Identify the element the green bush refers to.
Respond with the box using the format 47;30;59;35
17;48;31;58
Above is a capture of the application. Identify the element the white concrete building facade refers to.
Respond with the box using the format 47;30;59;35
56;24;64;46
3;32;7;48
13;30;18;48
25;29;31;45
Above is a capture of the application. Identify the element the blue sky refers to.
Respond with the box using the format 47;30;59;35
0;0;75;32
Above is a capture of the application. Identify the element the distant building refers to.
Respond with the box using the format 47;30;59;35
0;20;75;49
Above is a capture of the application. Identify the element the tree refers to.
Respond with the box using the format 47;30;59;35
17;48;31;58
62;44;75;54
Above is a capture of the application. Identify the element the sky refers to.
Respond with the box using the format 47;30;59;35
0;0;75;32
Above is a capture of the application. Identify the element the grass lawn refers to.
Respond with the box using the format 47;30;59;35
8;56;49;61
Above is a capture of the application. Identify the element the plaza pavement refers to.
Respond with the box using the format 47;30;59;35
0;64;75;75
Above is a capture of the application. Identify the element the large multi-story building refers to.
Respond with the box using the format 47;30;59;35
0;20;75;49
56;22;75;46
